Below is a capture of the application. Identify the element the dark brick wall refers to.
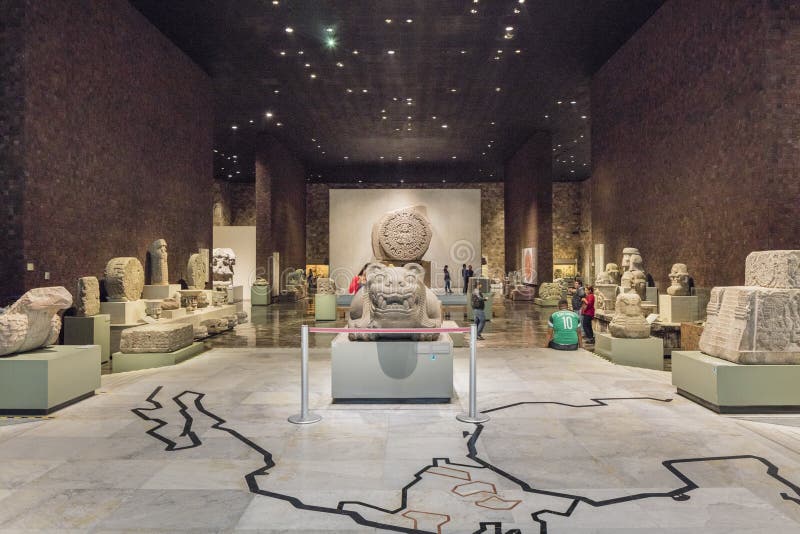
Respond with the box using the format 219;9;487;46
552;180;593;279
504;131;553;282
0;0;27;304
255;135;306;273
213;180;256;227
2;0;213;304
305;182;505;278
592;0;799;290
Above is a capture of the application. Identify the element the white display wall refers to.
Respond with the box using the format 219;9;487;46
329;189;481;291
212;225;257;291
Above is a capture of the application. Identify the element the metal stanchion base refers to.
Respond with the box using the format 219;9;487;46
288;413;322;425
456;412;490;424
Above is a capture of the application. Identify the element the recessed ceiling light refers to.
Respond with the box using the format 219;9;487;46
272;0;279;4
432;115;437;119
265;112;273;118
387;50;395;55
406;18;413;23
298;50;304;55
581;115;587;119
279;51;286;56
231;125;238;130
514;7;521;13
325;27;334;33
249;119;254;123
544;114;549;118
362;89;368;93
346;88;353;93
276;122;283;126
274;89;280;94
495;87;501;92
285;27;294;33
336;62;344;67
441;124;448;128
505;26;514;31
380;156;384;159
309;73;317;79
451;156;457;159
490;121;495;125
381;116;387;120
385;18;392;23
470;9;477;14
442;179;446;183
570;100;577;105
343;156;349;159
557;100;562;104
450;88;457;92
304;63;311;68
515;49;521;54
504;33;513;40
460;50;466;54
518;0;525;3
325;36;337;48
352;50;359;55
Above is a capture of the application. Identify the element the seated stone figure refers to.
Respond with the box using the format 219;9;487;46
595;263;620;285
667;263;691;296
348;262;442;341
0;287;73;356
620;254;648;300
608;293;651;339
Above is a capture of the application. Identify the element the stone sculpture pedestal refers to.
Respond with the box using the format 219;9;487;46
594;333;664;370
534;298;560;307
161;308;187;319
112;342;205;373
331;333;453;401
251;284;270;306
0;345;100;415
672;350;800;413
314;294;336;321
646;286;658;306
100;300;146;325
64;314;111;363
228;285;244;303
142;284;181;300
658;295;698;324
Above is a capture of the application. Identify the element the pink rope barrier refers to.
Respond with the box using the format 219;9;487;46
306;326;471;334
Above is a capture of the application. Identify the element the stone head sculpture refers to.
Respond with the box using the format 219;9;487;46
667;263;691;296
608;293;650;339
621;247;640;270
148;239;168;285
212;248;236;286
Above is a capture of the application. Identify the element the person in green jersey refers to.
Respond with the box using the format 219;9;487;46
545;299;582;350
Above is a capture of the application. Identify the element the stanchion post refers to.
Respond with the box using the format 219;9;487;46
457;324;489;423
288;325;322;424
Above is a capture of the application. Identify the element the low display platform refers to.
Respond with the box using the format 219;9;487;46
594;333;664;370
64;314;111;363
100;300;145;325
0;345;101;415
228;285;244;303
672;350;800;413
534;298;560;307
314;293;336;321
161;308;186;319
142;283;181;300
112;342;206;373
331;333;453;402
658;294;698;323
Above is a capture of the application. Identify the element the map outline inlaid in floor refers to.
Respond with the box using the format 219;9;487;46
133;387;800;533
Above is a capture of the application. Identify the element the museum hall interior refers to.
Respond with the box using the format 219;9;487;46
1;1;800;532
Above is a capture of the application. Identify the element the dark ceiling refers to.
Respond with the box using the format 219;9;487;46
131;0;663;183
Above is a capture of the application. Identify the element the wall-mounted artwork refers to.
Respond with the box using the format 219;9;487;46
522;247;537;285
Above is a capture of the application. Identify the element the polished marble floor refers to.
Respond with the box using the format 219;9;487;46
2;338;800;532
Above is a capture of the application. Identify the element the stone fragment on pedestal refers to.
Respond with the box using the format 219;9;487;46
0;287;73;357
76;276;100;317
104;258;144;302
119;323;193;354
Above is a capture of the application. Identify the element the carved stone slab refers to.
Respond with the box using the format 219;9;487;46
104;257;144;302
699;286;800;364
0;287;73;356
187;251;208;290
609;293;650;339
371;205;432;261
316;277;335;295
119;323;193;354
76;276;100;317
745;250;800;289
538;282;562;301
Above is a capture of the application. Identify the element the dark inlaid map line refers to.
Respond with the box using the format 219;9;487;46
133;389;800;534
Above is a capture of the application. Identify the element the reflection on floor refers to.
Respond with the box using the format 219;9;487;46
208;297;555;349
2;345;800;532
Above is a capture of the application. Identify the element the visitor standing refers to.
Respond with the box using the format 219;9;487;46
444;265;452;294
471;286;487;340
461;264;468;293
545;300;582;350
571;279;586;334
581;285;596;344
349;263;369;294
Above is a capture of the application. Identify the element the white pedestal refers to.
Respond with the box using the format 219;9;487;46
646;286;658;307
161;308;187;319
228;285;244;303
142;284;182;300
0;345;100;415
64;314;111;363
658;295;698;323
100;300;146;325
594;333;664;370
331;333;453;401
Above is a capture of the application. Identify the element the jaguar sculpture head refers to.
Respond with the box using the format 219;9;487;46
348;262;442;341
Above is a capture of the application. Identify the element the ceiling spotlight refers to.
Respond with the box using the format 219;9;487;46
309;73;317;79
514;8;521;13
279;51;286;56
505;26;514;31
385;18;393;23
231;125;238;130
581;115;588;119
381;116;387;120
265;111;273;118
343;156;349;160
544;114;549;118
298;50;304;55
515;49;521;54
285;27;294;33
276;122;283;126
518;0;525;3
362;89;368;93
325;27;334;33
451;156;457;159
249;119;254;123
336;62;344;67
380;156;384;159
441;124;448;128
387;50;395;55
325;36;337;48
274;90;280;95
504;33;513;40
570;100;577;104
470;8;478;14
493;56;500;60
406;18;413;23
495;87;501;92
450;88;457;92
272;0;279;4
557;100;562;104
346;88;353;93
304;63;311;68
352;50;359;55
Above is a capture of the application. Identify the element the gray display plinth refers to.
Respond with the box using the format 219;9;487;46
314;294;336;321
100;300;145;324
442;320;466;347
251;285;270;306
228;285;244;303
646;286;658;307
64;314;111;363
331;333;453;401
142;283;181;300
112;342;206;373
161;308;186;319
594;333;664;370
0;345;101;415
534;298;560;307
658;295;698;323
672;351;800;413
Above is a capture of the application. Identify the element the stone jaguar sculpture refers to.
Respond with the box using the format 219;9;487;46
348;263;442;341
0;287;73;357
